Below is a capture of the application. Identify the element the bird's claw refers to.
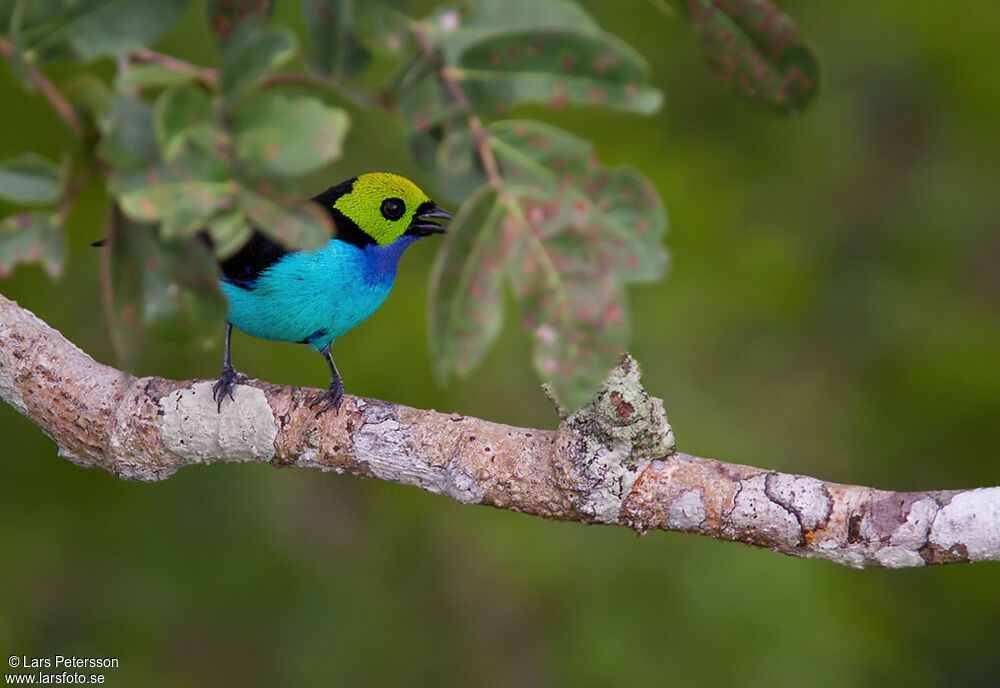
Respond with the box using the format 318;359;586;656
212;366;243;412
309;384;345;417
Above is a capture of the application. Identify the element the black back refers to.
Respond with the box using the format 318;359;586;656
215;178;368;290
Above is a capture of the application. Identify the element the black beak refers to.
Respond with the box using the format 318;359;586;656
406;202;453;236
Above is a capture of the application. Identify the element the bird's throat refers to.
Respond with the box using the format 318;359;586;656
361;235;419;284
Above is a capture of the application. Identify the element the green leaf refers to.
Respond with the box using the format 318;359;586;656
0;211;63;279
409;0;662;121
114;65;202;92
206;212;252;259
153;84;219;161
489;120;667;282
425;0;599;60
452;29;662;116
238;188;331;251
232;93;349;177
107;210;225;354
97;94;160;169
220;18;297;108
207;0;275;40
0;0;64;37
502;195;630;409
351;0;411;56
397;56;462;132
683;0;819;115
108;151;232;229
427;120;668;408
303;0;372;77
64;73;114;126
408;113;486;204
0;153;65;205
25;0;187;64
157;195;216;240
428;186;506;380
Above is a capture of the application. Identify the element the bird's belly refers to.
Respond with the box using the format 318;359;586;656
221;276;393;350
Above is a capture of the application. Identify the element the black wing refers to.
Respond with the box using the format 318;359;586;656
212;177;362;289
216;231;288;290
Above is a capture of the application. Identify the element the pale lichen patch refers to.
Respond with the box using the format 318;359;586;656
725;473;800;547
159;382;276;464
811;546;866;569
889;497;938;550
876;546;924;568
929;487;1000;561
667;489;706;530
764;473;832;531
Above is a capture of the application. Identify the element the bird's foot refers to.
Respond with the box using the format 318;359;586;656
212;366;246;412
309;382;345;417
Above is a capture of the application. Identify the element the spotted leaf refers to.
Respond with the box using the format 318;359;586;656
106;207;225;363
17;0;186;64
153;84;220;162
0;211;64;279
683;0;819;115
489;120;668;283
237;187;331;252
406;0;662;126
207;0;274;40
232;93;349;178
428;186;507;380
427;120;667;408
108;150;232;232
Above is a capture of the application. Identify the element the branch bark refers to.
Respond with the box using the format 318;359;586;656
1;292;997;569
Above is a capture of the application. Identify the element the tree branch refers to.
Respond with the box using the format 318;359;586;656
1;292;997;569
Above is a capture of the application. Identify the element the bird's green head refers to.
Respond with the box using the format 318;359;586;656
313;173;452;248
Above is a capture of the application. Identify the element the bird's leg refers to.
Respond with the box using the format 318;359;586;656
212;322;245;411
309;350;345;417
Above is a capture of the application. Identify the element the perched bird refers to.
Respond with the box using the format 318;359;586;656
213;173;451;415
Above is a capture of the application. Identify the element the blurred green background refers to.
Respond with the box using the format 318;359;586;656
2;1;999;686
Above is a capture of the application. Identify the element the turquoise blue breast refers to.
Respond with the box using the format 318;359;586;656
221;236;417;352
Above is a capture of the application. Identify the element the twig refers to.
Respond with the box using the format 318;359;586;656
1;292;997;570
0;37;83;135
128;47;219;87
410;24;503;188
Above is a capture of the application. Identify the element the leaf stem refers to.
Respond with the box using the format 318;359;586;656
0;37;83;135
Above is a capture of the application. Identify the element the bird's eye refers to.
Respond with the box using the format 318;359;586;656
380;197;406;221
